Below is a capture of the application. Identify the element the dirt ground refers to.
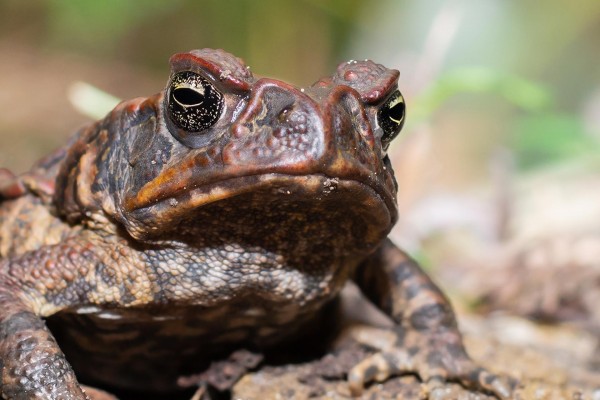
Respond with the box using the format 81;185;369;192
232;312;599;400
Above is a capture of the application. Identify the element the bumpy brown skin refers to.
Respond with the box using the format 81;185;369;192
0;49;513;399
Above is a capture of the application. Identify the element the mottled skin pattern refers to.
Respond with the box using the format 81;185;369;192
0;49;514;399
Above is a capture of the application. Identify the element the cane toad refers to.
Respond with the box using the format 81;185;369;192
0;49;513;399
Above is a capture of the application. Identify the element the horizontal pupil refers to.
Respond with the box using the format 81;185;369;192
173;87;205;106
388;103;405;123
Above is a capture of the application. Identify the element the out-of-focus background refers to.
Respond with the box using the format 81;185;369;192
0;0;600;398
1;1;599;393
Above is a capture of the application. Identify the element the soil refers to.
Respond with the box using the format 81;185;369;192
232;313;599;399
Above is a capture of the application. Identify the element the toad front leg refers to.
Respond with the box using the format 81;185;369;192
0;236;139;400
0;293;87;400
351;239;516;399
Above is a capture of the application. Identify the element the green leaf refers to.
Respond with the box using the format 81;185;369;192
512;113;600;170
412;67;554;122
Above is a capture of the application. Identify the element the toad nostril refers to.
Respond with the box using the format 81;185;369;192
277;107;292;123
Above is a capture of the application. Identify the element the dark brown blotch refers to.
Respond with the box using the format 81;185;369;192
409;303;454;331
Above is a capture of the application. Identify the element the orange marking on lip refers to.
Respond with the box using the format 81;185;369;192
124;156;199;211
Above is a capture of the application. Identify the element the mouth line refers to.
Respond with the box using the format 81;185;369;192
125;172;397;221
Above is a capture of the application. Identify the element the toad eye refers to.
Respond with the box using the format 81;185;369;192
167;71;224;133
377;90;406;151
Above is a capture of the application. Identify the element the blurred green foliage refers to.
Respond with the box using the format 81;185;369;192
514;113;598;170
1;0;599;174
46;0;177;54
414;67;553;120
26;0;367;82
413;66;599;170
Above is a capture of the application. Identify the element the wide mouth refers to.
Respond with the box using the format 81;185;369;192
122;173;397;243
125;171;396;212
